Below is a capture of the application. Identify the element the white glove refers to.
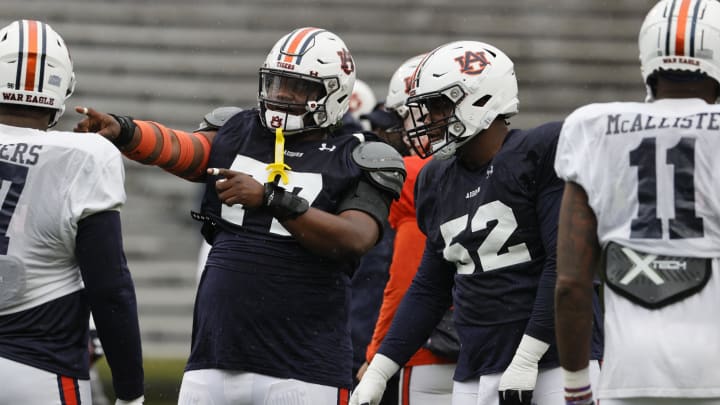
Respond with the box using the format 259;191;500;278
498;335;550;404
115;395;144;405
349;354;400;405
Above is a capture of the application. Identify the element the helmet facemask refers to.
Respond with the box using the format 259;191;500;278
259;69;335;134
406;86;466;159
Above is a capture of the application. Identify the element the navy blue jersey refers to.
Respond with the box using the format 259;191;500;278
379;122;603;381
188;109;375;388
0;291;89;378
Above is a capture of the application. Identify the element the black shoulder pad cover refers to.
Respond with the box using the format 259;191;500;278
352;141;406;199
196;106;244;132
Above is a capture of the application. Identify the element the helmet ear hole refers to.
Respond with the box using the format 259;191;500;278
473;95;491;107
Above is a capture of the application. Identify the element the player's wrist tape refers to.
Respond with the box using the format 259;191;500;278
563;367;593;405
498;334;550;392
516;334;550;363
109;114;137;147
263;182;309;221
368;353;401;380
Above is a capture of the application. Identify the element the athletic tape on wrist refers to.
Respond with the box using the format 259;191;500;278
108;114;137;147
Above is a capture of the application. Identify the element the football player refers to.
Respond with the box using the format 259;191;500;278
351;41;604;405
555;1;720;404
74;27;406;404
0;20;144;404
360;54;456;405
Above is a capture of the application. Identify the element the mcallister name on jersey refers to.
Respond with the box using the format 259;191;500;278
606;111;720;135
0;142;42;165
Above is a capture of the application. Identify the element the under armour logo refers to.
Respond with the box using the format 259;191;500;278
620;247;665;285
454;51;490;75
270;115;283;128
318;143;336;152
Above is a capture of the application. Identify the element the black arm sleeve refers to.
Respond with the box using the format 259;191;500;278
525;130;564;344
76;211;144;400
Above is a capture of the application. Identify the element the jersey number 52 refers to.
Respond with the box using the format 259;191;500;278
440;200;531;274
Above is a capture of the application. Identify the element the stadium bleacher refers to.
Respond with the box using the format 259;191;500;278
3;0;654;359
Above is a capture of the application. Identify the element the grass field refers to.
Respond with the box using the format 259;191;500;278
96;357;186;404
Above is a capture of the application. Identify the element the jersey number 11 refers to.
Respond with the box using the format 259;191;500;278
629;136;704;239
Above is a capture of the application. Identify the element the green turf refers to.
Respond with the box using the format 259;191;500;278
95;357;186;404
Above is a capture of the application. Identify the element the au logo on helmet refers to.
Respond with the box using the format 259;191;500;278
454;51;491;75
337;49;354;75
270;115;284;128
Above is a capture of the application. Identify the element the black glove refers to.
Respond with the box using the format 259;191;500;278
499;389;533;405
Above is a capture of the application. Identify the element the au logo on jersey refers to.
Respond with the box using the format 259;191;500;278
337;48;355;75
454;51;490;75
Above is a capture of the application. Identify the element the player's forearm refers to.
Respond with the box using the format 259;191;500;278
555;181;600;371
524;261;557;345
555;278;594;371
117;118;213;181
367;225;423;361
366;287;403;362
378;254;454;365
75;212;144;400
281;209;379;260
525;185;562;344
92;287;145;400
377;289;447;366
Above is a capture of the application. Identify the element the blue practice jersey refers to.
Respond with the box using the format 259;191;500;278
188;110;373;388
379;122;603;381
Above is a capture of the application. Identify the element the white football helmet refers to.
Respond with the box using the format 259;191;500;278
348;79;376;121
405;41;518;159
639;0;720;101
258;27;356;135
0;20;75;127
385;54;425;122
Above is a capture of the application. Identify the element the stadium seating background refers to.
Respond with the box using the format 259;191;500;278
2;0;655;401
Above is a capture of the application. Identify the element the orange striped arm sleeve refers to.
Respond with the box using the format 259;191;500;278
120;120;213;182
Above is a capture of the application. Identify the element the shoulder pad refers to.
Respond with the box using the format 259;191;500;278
195;106;244;132
352;141;406;199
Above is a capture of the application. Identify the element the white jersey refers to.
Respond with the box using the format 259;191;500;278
0;123;125;316
555;98;720;399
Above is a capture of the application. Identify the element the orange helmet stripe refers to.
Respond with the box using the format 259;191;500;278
675;0;693;56
23;20;39;91
282;27;318;63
